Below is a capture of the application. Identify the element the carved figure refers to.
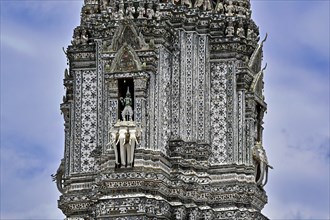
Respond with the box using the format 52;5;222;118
146;3;155;19
194;0;204;9
182;0;193;8
120;87;133;121
215;0;224;13
109;127;120;165
252;142;273;187
128;128;140;167
225;21;234;37
154;5;161;20
236;22;245;38
126;3;135;19
137;2;146;19
81;29;89;45
101;0;108;9
246;26;253;40
116;126;129;167
71;29;81;45
110;121;142;168
118;3;125;20
203;0;212;10
225;1;235;16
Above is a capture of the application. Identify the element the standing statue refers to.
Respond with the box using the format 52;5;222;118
137;2;146;19
225;1;235;16
126;3;135;19
120;87;133;121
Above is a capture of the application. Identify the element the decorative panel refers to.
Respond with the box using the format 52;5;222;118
80;70;98;172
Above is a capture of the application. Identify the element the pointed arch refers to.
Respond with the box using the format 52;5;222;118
110;21;148;51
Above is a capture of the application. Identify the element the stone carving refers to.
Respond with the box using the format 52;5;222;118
146;3;155;19
252;142;273;187
80;29;89;45
173;0;192;8
215;0;224;13
137;2;146;19
236;21;245;38
52;159;65;193
225;1;235;16
71;29;89;45
194;0;212;10
225;21;235;37
126;3;135;19
101;0;108;10
108;121;142;168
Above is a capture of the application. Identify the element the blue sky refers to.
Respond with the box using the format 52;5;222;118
0;0;329;219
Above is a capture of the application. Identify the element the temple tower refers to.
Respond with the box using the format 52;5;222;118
53;0;272;219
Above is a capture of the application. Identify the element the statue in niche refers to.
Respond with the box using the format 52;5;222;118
120;87;133;121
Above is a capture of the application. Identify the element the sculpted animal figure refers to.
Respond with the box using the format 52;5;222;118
252;142;273;187
111;123;142;168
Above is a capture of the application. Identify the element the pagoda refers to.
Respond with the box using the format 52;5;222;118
53;0;272;219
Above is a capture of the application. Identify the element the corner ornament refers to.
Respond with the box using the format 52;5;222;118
52;159;65;193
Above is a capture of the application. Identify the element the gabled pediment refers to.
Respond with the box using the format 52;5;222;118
110;21;148;51
110;43;143;73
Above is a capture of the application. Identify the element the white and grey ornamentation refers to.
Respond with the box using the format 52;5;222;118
54;0;271;219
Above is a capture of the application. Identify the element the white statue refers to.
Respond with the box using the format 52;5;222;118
137;2;145;19
116;126;128;166
126;3;135;19
110;121;142;168
252;142;273;187
109;127;119;166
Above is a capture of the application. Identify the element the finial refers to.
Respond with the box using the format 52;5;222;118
261;33;268;44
